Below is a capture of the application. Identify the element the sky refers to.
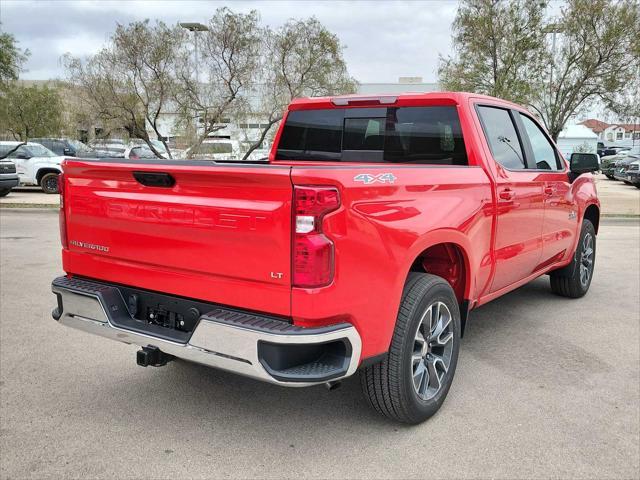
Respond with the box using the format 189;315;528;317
0;0;459;83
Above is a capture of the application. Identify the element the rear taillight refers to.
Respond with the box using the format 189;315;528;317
292;186;340;288
58;173;68;249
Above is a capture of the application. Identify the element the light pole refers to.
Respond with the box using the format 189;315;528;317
179;22;209;138
179;22;208;84
544;24;563;110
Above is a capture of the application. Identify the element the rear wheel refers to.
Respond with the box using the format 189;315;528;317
360;273;460;424
550;219;596;298
40;172;59;194
0;188;11;197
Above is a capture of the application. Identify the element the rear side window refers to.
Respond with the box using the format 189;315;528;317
276;106;468;165
477;106;526;170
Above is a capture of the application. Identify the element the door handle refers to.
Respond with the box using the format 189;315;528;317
499;188;514;201
544;186;554;196
133;171;175;188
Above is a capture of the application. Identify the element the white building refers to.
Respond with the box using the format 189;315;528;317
556;124;599;158
580;119;640;147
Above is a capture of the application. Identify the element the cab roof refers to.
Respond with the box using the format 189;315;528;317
288;91;523;111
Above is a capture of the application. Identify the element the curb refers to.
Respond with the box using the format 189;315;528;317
0;206;59;213
0;203;58;209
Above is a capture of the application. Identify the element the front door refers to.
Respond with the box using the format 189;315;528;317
516;113;577;266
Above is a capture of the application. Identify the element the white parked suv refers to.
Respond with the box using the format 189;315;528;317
0;141;64;193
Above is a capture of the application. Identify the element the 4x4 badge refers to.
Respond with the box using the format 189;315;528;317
354;173;397;185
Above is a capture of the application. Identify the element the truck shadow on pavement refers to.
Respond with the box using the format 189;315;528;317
98;276;609;433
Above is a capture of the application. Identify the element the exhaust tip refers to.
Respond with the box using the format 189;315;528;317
325;381;342;391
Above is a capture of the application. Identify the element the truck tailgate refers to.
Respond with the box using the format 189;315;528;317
61;160;293;316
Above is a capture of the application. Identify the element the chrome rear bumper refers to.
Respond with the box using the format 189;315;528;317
51;276;361;387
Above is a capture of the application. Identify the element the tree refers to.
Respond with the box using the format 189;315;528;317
438;0;548;105
174;8;262;158
0;84;62;139
530;0;640;140
65;20;184;158
0;28;29;91
604;39;640;138
239;18;357;160
439;0;640;141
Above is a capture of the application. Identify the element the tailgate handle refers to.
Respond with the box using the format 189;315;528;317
133;171;175;188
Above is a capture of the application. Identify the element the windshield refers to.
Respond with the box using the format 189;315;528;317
25;144;56;157
68;139;92;152
149;140;168;153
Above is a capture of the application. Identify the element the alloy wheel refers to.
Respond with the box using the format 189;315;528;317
412;301;454;401
580;233;594;288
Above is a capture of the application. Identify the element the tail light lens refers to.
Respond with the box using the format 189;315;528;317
293;186;340;288
58;173;68;249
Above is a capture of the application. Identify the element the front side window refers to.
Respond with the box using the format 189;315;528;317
477;106;526;170
519;114;561;170
276;106;468;165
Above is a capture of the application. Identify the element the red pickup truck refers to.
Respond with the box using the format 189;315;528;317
51;92;600;423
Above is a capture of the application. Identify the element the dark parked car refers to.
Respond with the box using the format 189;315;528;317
601;146;640;179
613;155;640;184
625;160;640;188
30;138;96;157
597;142;606;157
601;155;620;178
603;146;630;157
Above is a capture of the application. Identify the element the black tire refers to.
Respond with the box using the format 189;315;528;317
605;174;614;179
0;188;11;197
40;172;59;194
550;219;596;298
360;272;461;424
635;185;640;189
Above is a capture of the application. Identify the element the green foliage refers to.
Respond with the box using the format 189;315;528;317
0;84;62;140
239;16;357;159
438;0;547;105
531;0;640;139
64;9;356;158
0;29;29;91
439;0;640;140
64;20;183;157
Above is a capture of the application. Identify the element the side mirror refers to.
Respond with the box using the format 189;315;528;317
570;153;599;174
16;153;31;160
63;147;73;155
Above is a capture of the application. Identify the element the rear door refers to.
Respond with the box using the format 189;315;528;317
476;105;545;293
62;160;293;316
8;146;31;182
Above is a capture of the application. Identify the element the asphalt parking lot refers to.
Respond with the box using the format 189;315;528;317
0;211;639;479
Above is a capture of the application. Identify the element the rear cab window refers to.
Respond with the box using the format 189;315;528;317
276;106;468;165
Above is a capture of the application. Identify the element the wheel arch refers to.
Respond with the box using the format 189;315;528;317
36;167;61;185
583;203;600;234
402;235;473;335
